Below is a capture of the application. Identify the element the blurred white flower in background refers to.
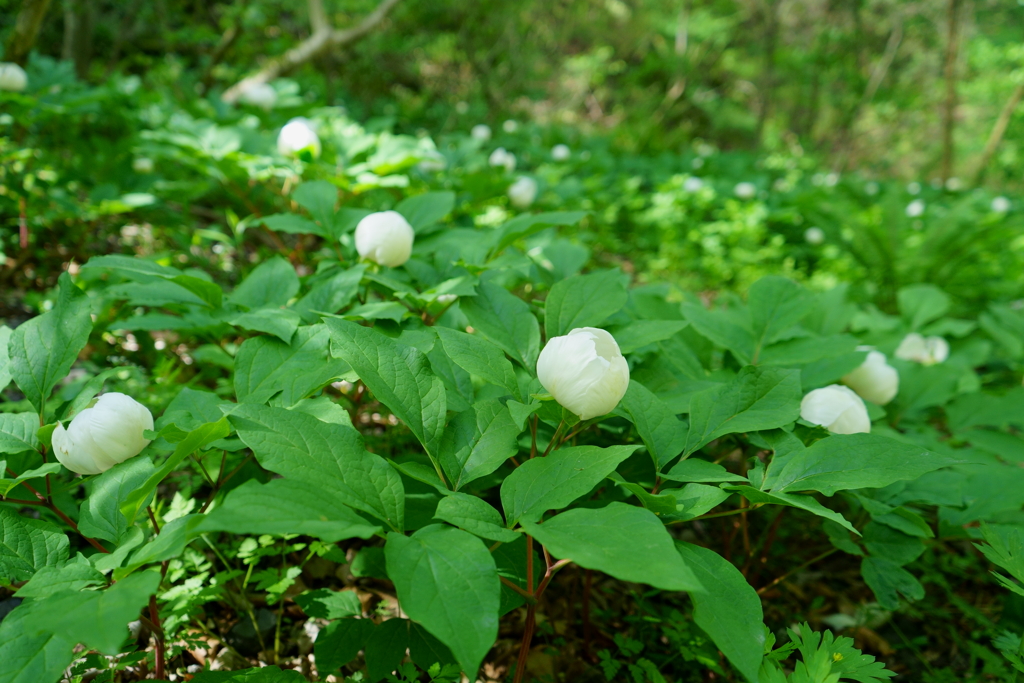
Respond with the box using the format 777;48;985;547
905;199;925;217
992;196;1011;213
237;82;277;110
0;63;27;91
508;177;538;209
800;385;871;434
551;144;571;161
132;157;154;174
277;118;321;158
683;177;704;193
895;333;949;365
804;227;825;245
489;147;517;172
502;119;518;133
471;124;492;141
734;182;757;199
907;182;922;195
945;177;963;191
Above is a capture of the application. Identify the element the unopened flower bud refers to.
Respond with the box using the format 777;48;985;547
133;157;154;174
238;82;277;110
551;144;570;161
471;124;492;141
800;385;871;435
508;177;538;209
0;63;27;92
894;333;948;365
804;227;825;245
842;348;898;405
52;393;154;475
277;118;321;158
537;328;629;421
489;147;516;172
734;182;756;199
355;211;415;267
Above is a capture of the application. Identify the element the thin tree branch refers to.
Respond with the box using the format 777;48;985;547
972;81;1024;185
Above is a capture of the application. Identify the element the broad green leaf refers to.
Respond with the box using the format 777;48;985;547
681;301;755;364
460;278;541;370
315;619;375;673
0;604;75;683
119;515;205;575
292;180;338;233
327;318;446;458
608;472;679;514
289;395;353;427
227;307;301;343
158;387;232;432
748;276;811;358
758;335;860;367
861;557;924;610
0;413;40;455
725;485;858;534
228;256;300;309
295;588;361;619
439;399;521;490
397;191;456;231
434;493;520;543
521;503;702;591
683;366;801;455
770;434;957;496
0;326;11;392
662;483;732;521
947;389;1024;432
228;404;404;531
490;211;587;257
385;525;500;676
259;213;327;237
898;284;950;330
10;273;92;413
435;326;518;395
544;270;627;340
170;274;223;309
0;507;69;581
120;418;231;524
366;618;410;682
610;320;689;354
426;343;474;412
344;301;407;322
14;554;104;598
677;542;764;683
84;255;222;308
618;380;687;469
294;265;366;323
235;324;349;406
662;458;748;483
492;535;533;615
500;445;640;526
198;478;381;542
863;521;925;566
0;463;61;497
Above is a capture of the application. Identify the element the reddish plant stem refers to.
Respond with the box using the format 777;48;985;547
147;506;161;534
745;508;785;582
11;474;110;553
149;594;166;679
18;196;27;249
500;576;536;602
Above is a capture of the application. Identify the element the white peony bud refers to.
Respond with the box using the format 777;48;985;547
800;385;871;435
471;124;492;142
52;393;154;475
894;333;949;365
354;211;415;267
683;176;704;193
865;181;879;196
537;327;630;421
734;182;756;199
132;157;154;174
804;227;825;245
508;177;538;209
992;196;1011;213
237;82;277;110
842;348;898;405
277;118;321;158
905;199;925;217
551;144;571;161
502;119;518;133
488;147;517;172
0;63;27;92
907;182;921;195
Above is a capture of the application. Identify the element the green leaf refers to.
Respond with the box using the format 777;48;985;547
364;619;409;682
0;507;69;581
0;603;74;683
439;399;521;490
770;434;957;496
725;485;858;534
608;472;679;514
235;324;350;406
191;667;307;683
344;301;408;322
83;255;222;308
227;307;301;343
435;326;518;395
863;522;925;566
521;503;702;591
677;542;764;683
159;387;232;432
295;588;362;619
0;414;40;455
120;418;231;525
0;463;61;498
662;483;731;522
397;191;456;231
861;557;924;610
228;404;404;531
259;213;327;238
198;478;381;542
170;274;223;309
315;619;374;673
500;445;640;526
0;326;12;393
14;553;104;598
618;380;687;469
490;211;588;257
681;301;755;365
385;525;500;676
662;459;748;484
9;273;92;413
976;524;1024;597
683;367;801;456
460;278;541;371
228;256;300;310
610;320;689;354
327;318;446;458
292;180;338;233
434;493;520;543
294;265;366;323
544;270;627;340
119;515;205;575
748;276;811;357
898;284;950;330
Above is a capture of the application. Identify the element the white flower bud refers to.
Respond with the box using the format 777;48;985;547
804;227;825;245
502;120;518;133
0;63;27;92
237;82;277;110
508;177;538;209
992;196;1011;213
537;328;630;421
907;182;921;195
800;385;871;435
865;181;879;196
471;124;492;141
683;177;704;193
551;144;571;161
277;118;321;158
52;393;154;475
132;157;154;174
905;199;925;217
354;211;415;267
842;348;898;405
894;333;949;365
489;147;516;172
734;182;756;199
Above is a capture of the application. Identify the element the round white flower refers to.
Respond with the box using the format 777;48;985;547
52;393;154;475
489;147;517;172
0;63;27;92
417;153;447;173
992;196;1011;213
354;211;415;267
800;385;871;435
132;157;154;174
471;124;492;142
734;182;757;199
508;177;538;209
905;199;925;218
907;182;922;195
683;176;704;193
537;327;630;420
551;144;571;161
277;118;321;158
804;227;825;245
842;348;899;405
237;82;277;110
502;120;518;133
865;181;880;196
894;333;949;365
945;177;963;191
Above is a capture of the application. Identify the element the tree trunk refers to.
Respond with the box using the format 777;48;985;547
62;0;94;79
756;0;780;144
939;0;960;183
4;0;55;66
972;82;1024;185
